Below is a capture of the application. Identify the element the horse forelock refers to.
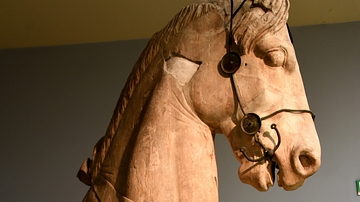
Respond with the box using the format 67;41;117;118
233;0;290;54
89;2;220;183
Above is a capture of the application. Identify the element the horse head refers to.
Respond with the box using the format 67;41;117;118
186;0;321;191
79;0;321;200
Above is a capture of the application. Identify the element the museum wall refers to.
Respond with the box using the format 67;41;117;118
1;21;360;201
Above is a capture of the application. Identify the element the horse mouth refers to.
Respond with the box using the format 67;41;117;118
278;180;305;191
238;151;305;191
270;160;277;183
271;160;305;191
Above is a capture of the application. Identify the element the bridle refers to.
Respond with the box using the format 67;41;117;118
220;0;315;163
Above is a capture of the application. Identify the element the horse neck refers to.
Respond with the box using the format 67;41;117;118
97;65;219;201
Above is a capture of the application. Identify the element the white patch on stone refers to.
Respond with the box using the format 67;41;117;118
164;57;200;85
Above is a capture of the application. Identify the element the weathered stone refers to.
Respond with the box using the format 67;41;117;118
78;0;321;201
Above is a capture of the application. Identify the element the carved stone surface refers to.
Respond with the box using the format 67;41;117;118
78;0;321;201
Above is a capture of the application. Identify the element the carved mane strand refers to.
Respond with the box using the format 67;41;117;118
88;2;220;184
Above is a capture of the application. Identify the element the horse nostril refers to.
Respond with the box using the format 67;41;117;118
299;155;315;169
299;153;316;171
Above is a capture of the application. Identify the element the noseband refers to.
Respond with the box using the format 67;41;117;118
229;75;315;163
220;0;315;163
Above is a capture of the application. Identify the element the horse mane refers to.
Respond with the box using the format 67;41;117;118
234;0;289;54
88;2;221;183
105;2;219;148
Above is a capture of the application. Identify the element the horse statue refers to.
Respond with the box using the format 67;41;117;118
77;0;321;201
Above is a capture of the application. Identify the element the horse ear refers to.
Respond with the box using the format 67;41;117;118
220;52;241;75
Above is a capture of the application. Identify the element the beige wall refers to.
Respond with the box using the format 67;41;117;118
1;0;360;49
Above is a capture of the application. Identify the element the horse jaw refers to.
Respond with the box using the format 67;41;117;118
223;124;275;192
237;156;275;191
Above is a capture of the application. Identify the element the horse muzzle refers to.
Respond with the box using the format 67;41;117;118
237;109;321;190
238;109;314;163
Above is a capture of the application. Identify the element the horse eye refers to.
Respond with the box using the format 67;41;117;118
263;49;286;67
